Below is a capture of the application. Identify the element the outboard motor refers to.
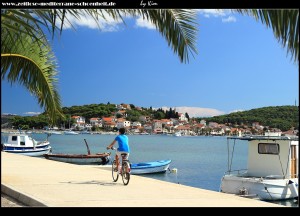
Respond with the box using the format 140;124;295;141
288;180;298;198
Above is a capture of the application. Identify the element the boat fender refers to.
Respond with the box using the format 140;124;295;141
171;168;178;173
239;187;248;195
288;180;298;198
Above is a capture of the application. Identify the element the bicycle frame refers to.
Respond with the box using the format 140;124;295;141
109;147;130;185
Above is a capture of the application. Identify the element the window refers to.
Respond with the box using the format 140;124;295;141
20;136;25;146
258;143;279;155
12;136;17;141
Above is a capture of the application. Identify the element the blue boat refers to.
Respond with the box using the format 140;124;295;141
130;159;171;175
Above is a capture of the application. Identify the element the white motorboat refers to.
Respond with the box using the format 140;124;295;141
220;134;298;201
45;130;63;135
64;130;79;135
1;133;51;157
174;132;182;137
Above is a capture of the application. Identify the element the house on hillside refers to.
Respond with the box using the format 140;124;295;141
178;113;188;123
90;118;102;127
152;120;163;134
116;118;131;129
72;116;85;129
102;116;117;130
139;115;151;123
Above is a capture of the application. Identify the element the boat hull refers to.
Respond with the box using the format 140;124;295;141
2;143;51;157
44;153;110;165
220;175;299;201
130;160;171;175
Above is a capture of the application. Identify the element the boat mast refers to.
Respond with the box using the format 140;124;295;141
84;139;91;155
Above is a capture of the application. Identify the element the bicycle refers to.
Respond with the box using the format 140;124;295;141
108;147;131;185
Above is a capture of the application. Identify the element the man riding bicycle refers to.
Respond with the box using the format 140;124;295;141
106;128;130;172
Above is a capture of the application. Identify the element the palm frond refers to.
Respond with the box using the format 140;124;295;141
2;9;198;63
1;27;63;124
236;9;299;64
116;9;198;63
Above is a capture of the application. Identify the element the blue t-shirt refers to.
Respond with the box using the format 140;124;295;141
115;134;130;153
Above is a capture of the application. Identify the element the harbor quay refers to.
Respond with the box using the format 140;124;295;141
1;152;282;207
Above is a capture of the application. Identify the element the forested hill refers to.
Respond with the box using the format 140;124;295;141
201;105;299;131
1;105;298;132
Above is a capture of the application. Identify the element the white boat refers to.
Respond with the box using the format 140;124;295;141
64;130;79;135
45;130;63;135
1;133;51;157
220;134;298;201
174;132;182;137
130;160;172;175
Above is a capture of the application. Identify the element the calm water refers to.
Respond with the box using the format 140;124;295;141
3;133;298;207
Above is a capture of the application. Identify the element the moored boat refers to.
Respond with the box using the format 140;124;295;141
64;130;79;135
1;133;51;156
45;130;63;135
130;159;172;175
220;134;298;201
43;152;111;165
43;138;110;165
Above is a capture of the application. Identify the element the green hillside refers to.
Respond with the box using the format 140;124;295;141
2;105;298;132
201;105;299;131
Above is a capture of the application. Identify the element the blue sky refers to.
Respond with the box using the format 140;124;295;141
1;9;299;117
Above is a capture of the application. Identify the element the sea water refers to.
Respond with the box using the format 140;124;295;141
3;133;298;207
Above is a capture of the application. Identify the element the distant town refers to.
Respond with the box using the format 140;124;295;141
1;103;298;137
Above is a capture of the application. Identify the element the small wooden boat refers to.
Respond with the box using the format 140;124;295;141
43;152;110;165
43;139;110;165
130;159;172;175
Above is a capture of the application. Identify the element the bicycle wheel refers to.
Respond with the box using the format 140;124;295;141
121;161;130;185
112;159;119;182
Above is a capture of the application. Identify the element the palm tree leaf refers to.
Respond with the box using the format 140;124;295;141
2;9;198;63
236;9;299;64
1;9;199;124
1;28;63;124
115;9;198;63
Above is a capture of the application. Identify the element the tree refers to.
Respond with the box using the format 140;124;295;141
1;13;63;124
185;112;190;121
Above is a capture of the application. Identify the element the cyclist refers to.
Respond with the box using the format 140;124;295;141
106;128;130;172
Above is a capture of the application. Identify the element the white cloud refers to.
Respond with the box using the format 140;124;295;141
222;16;237;23
197;9;228;18
197;9;237;23
24;112;41;116
159;106;225;118
60;11;157;32
135;16;156;29
61;11;123;32
2;113;17;116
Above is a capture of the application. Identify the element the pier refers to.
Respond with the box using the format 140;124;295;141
1;152;282;207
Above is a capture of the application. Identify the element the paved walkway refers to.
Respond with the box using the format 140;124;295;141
1;152;282;207
1;194;26;207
